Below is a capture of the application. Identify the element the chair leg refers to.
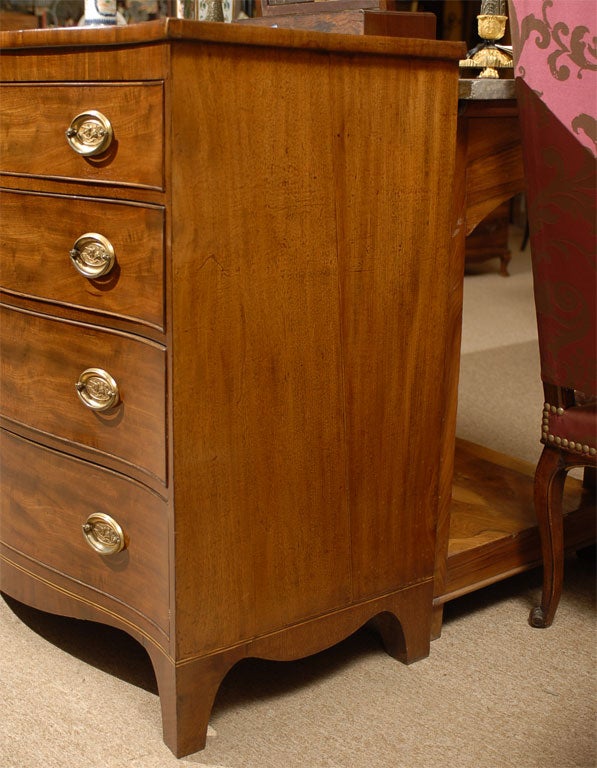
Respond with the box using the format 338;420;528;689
582;466;596;493
529;446;567;628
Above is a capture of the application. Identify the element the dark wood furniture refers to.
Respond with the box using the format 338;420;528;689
438;440;595;608
0;19;464;757
0;9;39;30
464;200;511;275
458;83;525;276
1;13;594;759
431;77;595;634
247;2;437;37
255;0;378;15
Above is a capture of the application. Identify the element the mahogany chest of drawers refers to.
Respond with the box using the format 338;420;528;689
0;20;463;756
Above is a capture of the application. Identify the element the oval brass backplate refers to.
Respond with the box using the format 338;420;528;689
70;232;116;278
82;512;126;556
75;368;120;412
65;110;113;157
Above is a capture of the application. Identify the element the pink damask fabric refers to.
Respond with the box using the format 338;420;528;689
510;0;596;398
509;0;597;156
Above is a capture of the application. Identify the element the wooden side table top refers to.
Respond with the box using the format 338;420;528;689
458;78;525;236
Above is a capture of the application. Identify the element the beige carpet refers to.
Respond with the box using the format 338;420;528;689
458;232;544;466
1;228;595;768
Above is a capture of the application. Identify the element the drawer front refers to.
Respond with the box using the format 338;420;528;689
0;190;165;330
0;83;163;189
0;305;166;483
0;429;169;638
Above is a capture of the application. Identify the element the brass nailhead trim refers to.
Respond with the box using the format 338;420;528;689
541;402;596;456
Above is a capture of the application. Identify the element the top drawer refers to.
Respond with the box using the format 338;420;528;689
0;83;164;189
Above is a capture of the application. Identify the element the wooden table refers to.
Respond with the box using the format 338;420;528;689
460;79;525;275
431;77;595;637
458;77;525;236
440;439;595;607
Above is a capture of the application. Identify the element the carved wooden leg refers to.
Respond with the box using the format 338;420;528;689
529;446;566;628
499;248;512;277
576;467;596;560
371;588;432;664
144;583;435;756
147;645;245;758
583;466;596;493
430;604;444;641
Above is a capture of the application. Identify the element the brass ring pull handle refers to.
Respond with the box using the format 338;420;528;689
70;233;116;278
82;513;126;556
75;368;120;412
65;110;113;157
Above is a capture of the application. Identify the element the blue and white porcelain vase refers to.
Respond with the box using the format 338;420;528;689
84;0;117;25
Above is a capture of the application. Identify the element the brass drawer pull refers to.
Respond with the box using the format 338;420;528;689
82;512;126;556
70;232;116;278
65;110;113;157
75;368;120;412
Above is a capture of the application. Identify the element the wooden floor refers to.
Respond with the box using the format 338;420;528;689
438;439;596;605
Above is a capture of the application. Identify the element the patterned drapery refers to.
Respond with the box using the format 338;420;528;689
509;0;596;156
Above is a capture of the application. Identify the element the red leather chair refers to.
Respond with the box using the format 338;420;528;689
509;0;596;627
